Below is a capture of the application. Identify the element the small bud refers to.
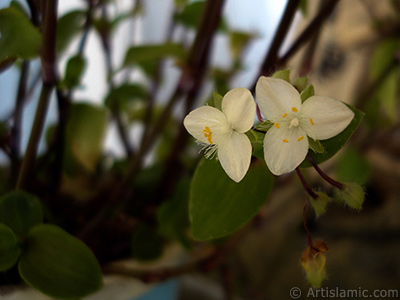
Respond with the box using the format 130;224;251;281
301;240;329;288
335;182;365;209
310;192;330;217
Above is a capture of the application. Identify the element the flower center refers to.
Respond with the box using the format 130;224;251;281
202;126;213;144
289;118;299;128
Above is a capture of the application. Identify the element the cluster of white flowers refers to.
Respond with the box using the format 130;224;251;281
184;77;354;182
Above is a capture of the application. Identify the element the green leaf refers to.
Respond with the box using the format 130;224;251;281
370;38;400;81
374;66;398;124
122;43;186;75
308;137;324;154
300;84;314;102
229;31;254;61
336;147;371;185
66;103;108;172
272;69;290;82
293;76;309;93
157;178;191;248
56;10;86;54
190;159;273;241
0;7;42;61
0;191;43;237
61;55;86;89
300;104;364;168
131;223;164;261
299;0;308;16
255;120;273;132
0;224;21;271
18;224;103;299
105;83;148;110
211;91;223;110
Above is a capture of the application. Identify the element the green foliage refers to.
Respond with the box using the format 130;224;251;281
18;224;103;299
0;191;43;237
0;224;21;271
334;182;365;210
65;103;108;173
105;83;148;110
272;69;290;82
300;104;364;168
157;178;191;248
190;159;273;241
300;84;314;102
308;137;324;154
0;6;42;61
122;43;186;76
336;147;371;185
61;55;86;89
131;223;164;261
310;192;330;217
293;76;309;93
229;31;255;61
56;10;86;54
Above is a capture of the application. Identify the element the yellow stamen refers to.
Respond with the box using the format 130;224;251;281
297;136;304;142
202;126;213;144
283;139;289;143
274;122;280;128
309;118;314;125
282;113;288;118
291;107;298;112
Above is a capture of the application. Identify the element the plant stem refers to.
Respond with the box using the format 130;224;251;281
16;0;58;190
11;61;30;185
278;0;340;67
303;200;313;247
257;0;301;78
307;154;344;189
295;167;318;199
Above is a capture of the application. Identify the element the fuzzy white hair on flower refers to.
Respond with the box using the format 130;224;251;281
183;88;256;183
256;76;354;176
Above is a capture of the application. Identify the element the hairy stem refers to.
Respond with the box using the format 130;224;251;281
296;167;318;199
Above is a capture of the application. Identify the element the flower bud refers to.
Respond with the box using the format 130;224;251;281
301;240;329;288
335;182;365;209
310;192;330;217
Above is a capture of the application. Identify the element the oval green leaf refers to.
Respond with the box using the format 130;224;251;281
0;224;21;271
18;224;103;299
190;159;273;241
0;191;43;237
300;104;364;168
0;7;42;61
66;103;108;172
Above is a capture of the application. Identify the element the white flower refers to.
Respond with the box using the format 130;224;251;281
256;76;354;176
184;88;256;182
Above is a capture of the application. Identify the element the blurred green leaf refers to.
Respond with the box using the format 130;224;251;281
122;43;186;76
0;191;43;237
190;159;273;241
299;0;308;16
0;7;42;61
105;83;148;110
336;147;371;185
66;103;108;172
374;67;398;124
56;10;86;54
229;31;254;61
10;0;29;17
300;104;364;168
61;55;86;89
370;38;400;81
157;178;191;248
18;224;103;299
0;224;21;271
131;223;163;261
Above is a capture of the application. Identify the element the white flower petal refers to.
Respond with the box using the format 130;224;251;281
218;131;252;182
183;106;231;144
264;126;309;176
256;77;301;121
301;96;354;140
221;88;256;133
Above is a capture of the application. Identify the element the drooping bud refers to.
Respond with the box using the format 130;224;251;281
310;192;330;217
335;182;365;210
301;240;329;288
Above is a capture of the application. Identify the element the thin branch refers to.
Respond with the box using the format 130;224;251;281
16;0;58;190
307;154;343;189
277;0;340;68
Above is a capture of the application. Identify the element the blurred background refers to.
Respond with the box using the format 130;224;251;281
1;0;400;299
